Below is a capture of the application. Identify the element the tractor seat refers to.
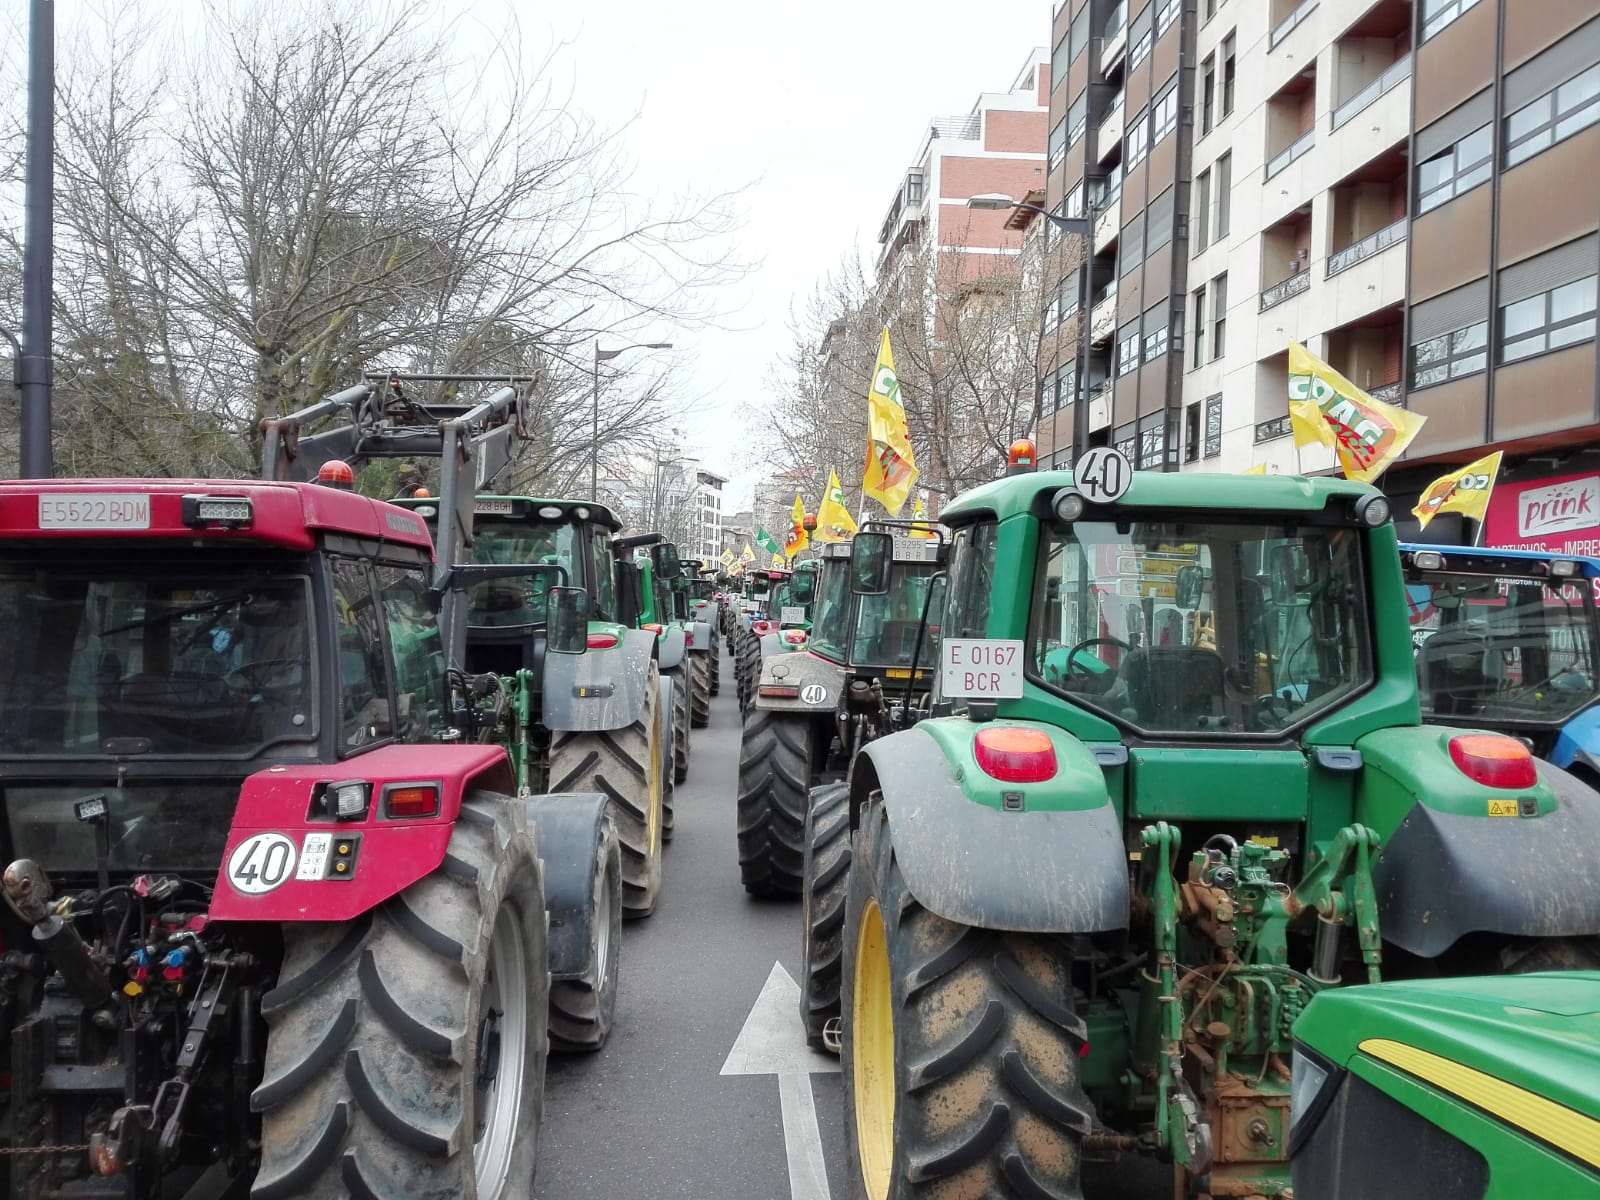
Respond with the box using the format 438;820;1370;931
1119;647;1227;729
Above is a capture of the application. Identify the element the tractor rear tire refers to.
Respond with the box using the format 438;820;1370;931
691;653;712;728
670;666;691;785
799;783;850;1046
1504;936;1600;973
841;798;1094;1200
736;711;813;898
549;664;665;919
709;639;721;696
548;816;623;1053
252;792;549;1200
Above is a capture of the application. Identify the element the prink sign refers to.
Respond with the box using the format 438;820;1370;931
1485;470;1600;555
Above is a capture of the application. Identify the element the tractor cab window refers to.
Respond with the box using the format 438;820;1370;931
1029;519;1371;735
331;560;392;752
377;565;449;741
466;521;580;626
851;565;943;667
0;558;316;757
1408;571;1598;725
808;560;852;663
945;522;999;639
589;530;615;620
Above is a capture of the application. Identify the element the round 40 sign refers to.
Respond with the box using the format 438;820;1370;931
1073;446;1134;504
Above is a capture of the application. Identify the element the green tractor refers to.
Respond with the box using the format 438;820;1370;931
734;567;793;713
818;464;1600;1199
738;531;943;901
737;563;824;714
682;559;723;702
1291;972;1600;1198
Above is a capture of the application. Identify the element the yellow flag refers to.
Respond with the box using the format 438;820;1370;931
1243;463;1268;475
1412;451;1503;530
862;328;919;515
817;469;858;543
719;548;735;568
1287;342;1426;483
785;493;810;558
771;552;785;568
910;496;936;538
1289;396;1337;451
739;543;755;564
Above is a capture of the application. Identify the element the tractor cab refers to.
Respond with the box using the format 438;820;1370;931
1399;544;1600;770
830;526;945;687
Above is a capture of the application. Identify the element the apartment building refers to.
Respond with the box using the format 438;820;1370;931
1030;0;1600;545
693;468;727;563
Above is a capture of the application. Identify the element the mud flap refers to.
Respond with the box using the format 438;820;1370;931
657;625;688;673
1373;761;1600;957
524;792;613;979
542;628;656;732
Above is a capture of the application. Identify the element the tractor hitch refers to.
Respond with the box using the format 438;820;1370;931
3;858;112;1007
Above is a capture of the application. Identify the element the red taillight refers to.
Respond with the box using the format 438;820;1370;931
782;631;807;645
386;784;440;819
1448;734;1537;789
974;727;1057;783
758;685;800;699
641;622;665;635
587;632;619;649
686;629;695;646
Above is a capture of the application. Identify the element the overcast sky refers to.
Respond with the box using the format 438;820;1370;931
549;1;1050;509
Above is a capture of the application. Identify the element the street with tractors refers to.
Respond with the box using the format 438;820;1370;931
0;412;1598;1200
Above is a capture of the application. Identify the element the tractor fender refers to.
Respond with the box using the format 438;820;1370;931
657;624;688;673
523;792;614;980
756;651;846;714
686;620;714;655
541;628;656;732
209;744;515;922
759;631;789;659
1549;704;1600;774
1373;760;1600;957
848;724;1129;934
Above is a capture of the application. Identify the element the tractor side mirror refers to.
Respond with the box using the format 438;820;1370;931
1175;565;1204;610
651;542;682;581
546;586;589;654
851;532;893;595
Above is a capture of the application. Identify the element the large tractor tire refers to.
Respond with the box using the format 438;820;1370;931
736;710;813;898
660;676;677;846
549;663;665;919
841;799;1094;1200
709;637;721;697
799;783;850;1047
691;652;712;728
253;792;549;1200
1503;936;1600;973
669;665;692;786
548;817;623;1054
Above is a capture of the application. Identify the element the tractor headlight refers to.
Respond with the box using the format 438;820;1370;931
1052;488;1087;523
1353;494;1391;527
1289;1042;1342;1155
1551;559;1579;578
320;779;371;822
1409;550;1444;570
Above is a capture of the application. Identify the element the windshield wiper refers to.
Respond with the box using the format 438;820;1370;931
99;592;249;637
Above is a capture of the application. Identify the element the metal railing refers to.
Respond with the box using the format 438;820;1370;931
1367;381;1403;405
1327;219;1407;278
1255;415;1294;442
1269;0;1318;47
1259;270;1310;311
1265;130;1315;180
1331;55;1412;130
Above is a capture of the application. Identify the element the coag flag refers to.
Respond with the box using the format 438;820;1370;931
1287;342;1426;483
910;495;935;538
862;329;919;515
1243;463;1268;475
739;543;756;565
719;548;735;569
785;493;810;558
755;527;784;560
771;553;785;568
817;469;858;543
1412;451;1504;530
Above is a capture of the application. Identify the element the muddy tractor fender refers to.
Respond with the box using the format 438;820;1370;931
523;792;615;979
1549;704;1600;778
686;619;714;655
847;721;1129;934
756;651;847;714
1358;729;1600;957
656;623;688;673
542;628;658;732
208;743;516;922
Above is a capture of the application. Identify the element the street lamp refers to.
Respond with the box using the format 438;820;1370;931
968;194;1096;463
592;340;673;500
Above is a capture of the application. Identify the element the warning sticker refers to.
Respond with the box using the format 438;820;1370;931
1487;799;1519;817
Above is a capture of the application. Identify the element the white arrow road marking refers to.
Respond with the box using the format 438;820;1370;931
721;961;838;1200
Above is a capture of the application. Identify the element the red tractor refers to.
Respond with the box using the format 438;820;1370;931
0;475;616;1198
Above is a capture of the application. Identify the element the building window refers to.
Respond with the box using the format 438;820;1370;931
1095;162;1123;210
1113;421;1137;462
1070;5;1091;65
1206;0;1219;19
1129;4;1154;68
1185;402;1201;461
1046;200;1064;251
1117;324;1142;376
1204;393;1223;458
1143;301;1170;363
1120;212;1146;277
1138;413;1166;469
1506;65;1600;168
1152;82;1179;146
1126;108;1150;168
1211;273;1228;359
1417;125;1491;213
1222;34;1237;117
906;173;924;205
1216;152;1232;238
1051;32;1071;88
1421;0;1481;42
1501;275;1598;363
1045;294;1060;331
1191;285;1207;367
1146;187;1176;255
1065;183;1085;220
1068;91;1088;147
1194;169;1211;253
1201;54;1216;134
1156;0;1182;35
1410;321;1488;387
1049;117;1067;170
1061;274;1081;318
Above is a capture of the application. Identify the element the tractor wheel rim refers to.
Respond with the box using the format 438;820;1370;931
647;710;663;851
595;870;614;985
474;904;529;1199
853;897;894;1200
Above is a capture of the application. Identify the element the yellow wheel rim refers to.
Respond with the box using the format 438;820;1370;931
853;897;894;1200
646;709;662;853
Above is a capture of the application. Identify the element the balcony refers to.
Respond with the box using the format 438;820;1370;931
1090;382;1113;432
1097;100;1125;164
1327;218;1406;278
1367;381;1403;405
1260;270;1310;311
1332;55;1411;130
1100;3;1128;75
1090;286;1119;345
1265;130;1315;180
1254;414;1294;443
1093;198;1120;254
1269;0;1318;49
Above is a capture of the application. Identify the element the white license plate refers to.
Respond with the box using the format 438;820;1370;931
38;494;151;530
474;499;514;515
941;639;1025;699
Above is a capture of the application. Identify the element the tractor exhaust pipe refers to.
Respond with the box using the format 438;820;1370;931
3;859;111;1006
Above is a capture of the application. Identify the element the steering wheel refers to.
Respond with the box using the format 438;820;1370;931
224;658;303;695
1064;636;1134;678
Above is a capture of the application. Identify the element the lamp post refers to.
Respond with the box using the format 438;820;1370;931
968;194;1095;463
20;0;54;478
591;340;673;500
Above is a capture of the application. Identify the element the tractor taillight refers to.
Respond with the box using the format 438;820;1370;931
1448;734;1537;789
641;623;665;635
782;631;807;645
587;632;619;649
759;685;800;699
686;629;695;647
385;784;440;819
974;727;1057;783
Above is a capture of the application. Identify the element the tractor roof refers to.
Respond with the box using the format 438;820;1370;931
940;469;1381;526
0;479;434;555
472;496;622;532
1296;972;1600;1122
1399;542;1600;578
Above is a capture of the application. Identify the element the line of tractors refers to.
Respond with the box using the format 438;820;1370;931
723;446;1600;1199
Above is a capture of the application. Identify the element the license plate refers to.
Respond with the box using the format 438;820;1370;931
474;499;514;515
940;639;1025;699
38;494;151;530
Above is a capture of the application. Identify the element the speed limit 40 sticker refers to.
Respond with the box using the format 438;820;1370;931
226;833;298;894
